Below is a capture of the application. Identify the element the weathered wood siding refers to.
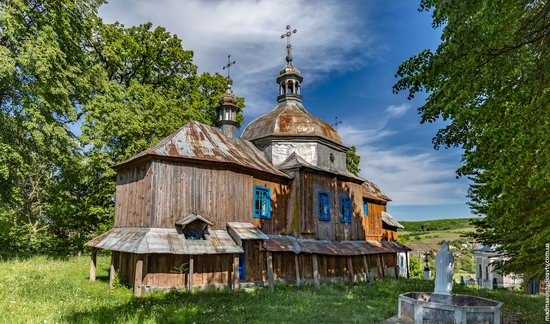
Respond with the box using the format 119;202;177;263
115;159;290;231
114;161;154;227
291;171;385;241
114;160;385;240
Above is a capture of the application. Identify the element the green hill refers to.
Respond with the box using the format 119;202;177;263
400;218;475;232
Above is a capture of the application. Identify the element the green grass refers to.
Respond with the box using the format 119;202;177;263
0;254;545;323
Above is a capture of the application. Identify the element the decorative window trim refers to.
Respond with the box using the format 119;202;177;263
318;192;330;221
253;185;271;219
340;196;352;223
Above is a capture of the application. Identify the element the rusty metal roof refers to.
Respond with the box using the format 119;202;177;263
227;222;269;246
264;235;410;256
114;121;290;178
381;211;404;229
175;213;214;227
278;152;365;183
362;179;391;202
241;100;343;146
87;227;243;255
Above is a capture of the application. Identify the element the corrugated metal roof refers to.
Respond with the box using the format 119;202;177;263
264;235;410;256
87;227;243;255
114;121;290;179
278;152;365;183
381;211;404;229
175;213;214;227
362;180;391;202
227;222;269;242
241;100;344;146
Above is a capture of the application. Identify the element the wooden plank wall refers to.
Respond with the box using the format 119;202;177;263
114;161;154;227
146;254;233;288
117;252;234;288
150;160;290;231
116;251;400;288
299;171;385;241
116;159;290;231
115;159;386;241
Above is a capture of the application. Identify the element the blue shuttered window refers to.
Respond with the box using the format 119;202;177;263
318;192;330;221
340;196;352;223
253;185;271;219
363;202;369;216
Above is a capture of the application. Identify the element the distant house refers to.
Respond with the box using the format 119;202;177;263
473;244;522;290
379;211;408;277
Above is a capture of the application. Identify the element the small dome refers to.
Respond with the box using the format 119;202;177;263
219;84;238;107
241;100;343;145
277;63;303;82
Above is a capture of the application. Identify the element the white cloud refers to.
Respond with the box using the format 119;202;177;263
340;119;467;206
99;0;379;118
386;103;411;117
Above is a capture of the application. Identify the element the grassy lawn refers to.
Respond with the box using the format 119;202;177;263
0;254;545;323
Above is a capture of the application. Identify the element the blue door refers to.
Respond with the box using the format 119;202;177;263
239;253;246;280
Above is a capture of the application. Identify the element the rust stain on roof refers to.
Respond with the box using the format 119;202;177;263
362;179;391;202
264;235;410;255
114;121;290;178
87;227;243;255
241;100;343;145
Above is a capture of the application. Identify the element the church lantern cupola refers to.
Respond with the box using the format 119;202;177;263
277;25;303;103
217;55;240;138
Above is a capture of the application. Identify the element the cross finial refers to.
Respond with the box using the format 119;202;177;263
222;54;236;79
280;25;297;63
331;116;343;130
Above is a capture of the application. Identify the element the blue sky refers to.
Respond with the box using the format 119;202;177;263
99;0;474;221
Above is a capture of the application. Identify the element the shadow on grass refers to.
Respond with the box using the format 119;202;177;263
62;282;406;323
0;250;73;262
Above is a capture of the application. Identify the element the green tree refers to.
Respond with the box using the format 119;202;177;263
79;22;244;239
394;0;549;276
346;145;361;175
0;0;105;251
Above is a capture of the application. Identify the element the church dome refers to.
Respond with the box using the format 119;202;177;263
241;100;343;145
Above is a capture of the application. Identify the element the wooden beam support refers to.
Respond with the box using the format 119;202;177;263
134;256;144;297
362;255;369;282
109;251;115;289
312;254;320;289
89;248;97;282
378;254;385;279
233;254;240;291
189;255;194;292
267;252;274;290
405;252;410;279
347;257;355;283
294;254;301;286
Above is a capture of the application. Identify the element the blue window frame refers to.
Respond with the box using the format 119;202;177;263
253;185;271;219
363;202;369;216
318;192;330;221
340;196;352;223
239;253;246;280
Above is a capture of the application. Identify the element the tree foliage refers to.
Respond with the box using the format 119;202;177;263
394;0;549;276
0;2;241;252
346;145;361;176
0;0;105;251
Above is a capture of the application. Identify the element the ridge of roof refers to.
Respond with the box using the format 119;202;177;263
113;121;290;179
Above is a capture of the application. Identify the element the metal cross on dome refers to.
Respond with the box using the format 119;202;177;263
331;116;343;130
281;25;297;62
222;54;236;79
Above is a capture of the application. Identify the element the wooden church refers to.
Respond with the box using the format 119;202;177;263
88;29;409;296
